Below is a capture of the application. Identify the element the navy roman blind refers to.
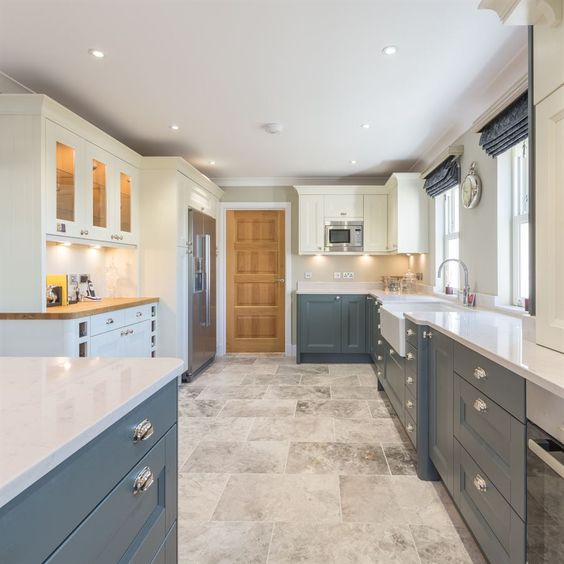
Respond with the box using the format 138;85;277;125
479;91;528;157
423;156;460;198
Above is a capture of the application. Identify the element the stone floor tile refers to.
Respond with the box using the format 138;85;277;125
190;372;245;387
219;399;296;417
300;373;361;386
358;372;381;386
296;399;371;418
277;364;328;375
328;363;376;376
333;418;407;444
179;399;225;417
265;385;330;400
248;417;334;442
182;441;288;473
178;417;254;444
196;385;268;400
239;373;302;385
267;522;420;564
212;473;341;522
382;444;417;475
410;524;486;564
330;385;382;400
178;473;230;521
285;442;389;475
178;521;272;564
179;386;205;399
368;399;398;418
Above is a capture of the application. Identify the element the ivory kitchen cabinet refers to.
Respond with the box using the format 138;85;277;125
298;194;324;253
363;194;388;252
323;194;363;219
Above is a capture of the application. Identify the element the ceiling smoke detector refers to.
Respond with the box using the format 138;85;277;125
263;122;284;134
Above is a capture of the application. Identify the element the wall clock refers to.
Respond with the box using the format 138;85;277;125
461;162;482;209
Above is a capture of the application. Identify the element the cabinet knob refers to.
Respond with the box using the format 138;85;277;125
133;466;154;495
80;229;89;236
406;352;414;360
406;400;414;409
377;355;383;361
473;398;488;413
377;324;381;330
473;474;487;493
406;423;414;433
406;376;414;384
423;330;433;339
377;370;383;377
106;318;114;325
406;328;415;337
377;340;382;345
136;311;143;317
473;366;487;380
120;330;127;337
133;418;155;443
335;296;341;300
389;348;394;355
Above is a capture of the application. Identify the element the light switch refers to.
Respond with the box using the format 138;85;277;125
304;272;312;279
333;272;341;279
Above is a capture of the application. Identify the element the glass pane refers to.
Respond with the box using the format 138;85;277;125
120;172;132;233
446;237;460;289
92;159;107;228
56;142;75;221
329;229;350;244
519;222;529;301
452;186;460;233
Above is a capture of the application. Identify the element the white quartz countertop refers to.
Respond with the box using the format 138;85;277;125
404;310;564;399
296;281;436;301
0;357;183;508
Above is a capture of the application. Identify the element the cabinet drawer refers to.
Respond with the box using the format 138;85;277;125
405;386;417;420
91;309;126;336
405;320;418;348
453;343;525;422
125;304;152;325
405;343;417;375
47;428;174;564
454;375;525;519
0;382;177;564
453;441;525;564
405;412;417;448
152;522;177;564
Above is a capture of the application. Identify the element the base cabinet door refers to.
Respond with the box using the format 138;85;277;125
429;330;454;493
90;327;123;357
122;320;151;357
298;295;341;353
341;295;367;353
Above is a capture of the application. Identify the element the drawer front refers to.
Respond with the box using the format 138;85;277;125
405;368;417;397
405;343;417;376
404;386;417;420
125;304;153;326
405;320;418;348
405;412;417;448
454;375;526;518
453;343;525;422
0;381;177;564
153;523;177;564
47;428;175;564
453;441;526;564
91;309;126;336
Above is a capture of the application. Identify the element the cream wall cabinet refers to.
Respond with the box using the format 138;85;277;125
363;194;388;252
299;194;325;253
535;84;564;352
323;195;363;220
533;11;564;104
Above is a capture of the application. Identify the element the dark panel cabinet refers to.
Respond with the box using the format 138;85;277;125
428;329;454;493
298;294;342;354
341;295;367;353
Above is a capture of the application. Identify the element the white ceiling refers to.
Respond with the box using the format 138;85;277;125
0;0;527;184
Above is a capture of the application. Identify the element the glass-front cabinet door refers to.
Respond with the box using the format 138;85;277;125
114;160;138;245
85;143;112;241
46;120;86;237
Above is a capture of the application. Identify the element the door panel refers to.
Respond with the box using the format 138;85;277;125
341;295;367;353
227;210;285;353
298;295;341;353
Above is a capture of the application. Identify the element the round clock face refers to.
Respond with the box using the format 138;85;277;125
461;171;481;209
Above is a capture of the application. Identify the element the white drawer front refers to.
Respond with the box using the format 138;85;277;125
124;304;152;326
90;310;126;336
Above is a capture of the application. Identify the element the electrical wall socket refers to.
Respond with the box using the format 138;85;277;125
342;272;355;279
304;272;312;279
333;272;341;279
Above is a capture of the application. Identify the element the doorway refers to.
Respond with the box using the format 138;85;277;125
225;209;286;353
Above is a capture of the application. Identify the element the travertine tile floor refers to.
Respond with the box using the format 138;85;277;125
178;354;487;564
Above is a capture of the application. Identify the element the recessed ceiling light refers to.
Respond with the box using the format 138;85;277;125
361;123;371;129
382;45;398;56
208;160;216;165
88;49;105;59
350;160;358;165
169;124;180;131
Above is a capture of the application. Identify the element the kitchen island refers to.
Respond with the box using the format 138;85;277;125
0;356;183;564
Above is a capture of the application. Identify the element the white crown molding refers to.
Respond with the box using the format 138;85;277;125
472;74;528;133
421;146;464;179
479;0;562;27
211;176;389;188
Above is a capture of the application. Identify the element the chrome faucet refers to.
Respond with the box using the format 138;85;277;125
437;259;471;307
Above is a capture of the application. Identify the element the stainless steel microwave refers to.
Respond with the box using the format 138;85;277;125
324;220;363;252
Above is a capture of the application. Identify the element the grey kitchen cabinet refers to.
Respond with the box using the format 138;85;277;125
0;381;178;564
297;294;369;362
428;328;455;493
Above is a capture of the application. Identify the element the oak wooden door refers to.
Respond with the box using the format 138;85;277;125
226;210;285;352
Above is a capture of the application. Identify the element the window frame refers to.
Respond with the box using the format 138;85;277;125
443;185;460;289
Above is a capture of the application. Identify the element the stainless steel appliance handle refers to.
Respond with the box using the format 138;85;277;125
205;234;211;328
528;438;564;479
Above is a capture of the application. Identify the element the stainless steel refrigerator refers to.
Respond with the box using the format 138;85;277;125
187;209;216;378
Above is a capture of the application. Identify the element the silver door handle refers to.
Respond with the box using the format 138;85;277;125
473;398;487;413
133;466;154;495
406;328;415;336
406;400;414;409
473;474;487;493
204;234;211;327
473;366;487;380
406;376;414;384
406;352;414;360
528;438;564;479
132;419;154;443
423;330;433;339
335;296;341;300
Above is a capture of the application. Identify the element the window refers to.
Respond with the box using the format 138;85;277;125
443;185;460;289
511;139;529;306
